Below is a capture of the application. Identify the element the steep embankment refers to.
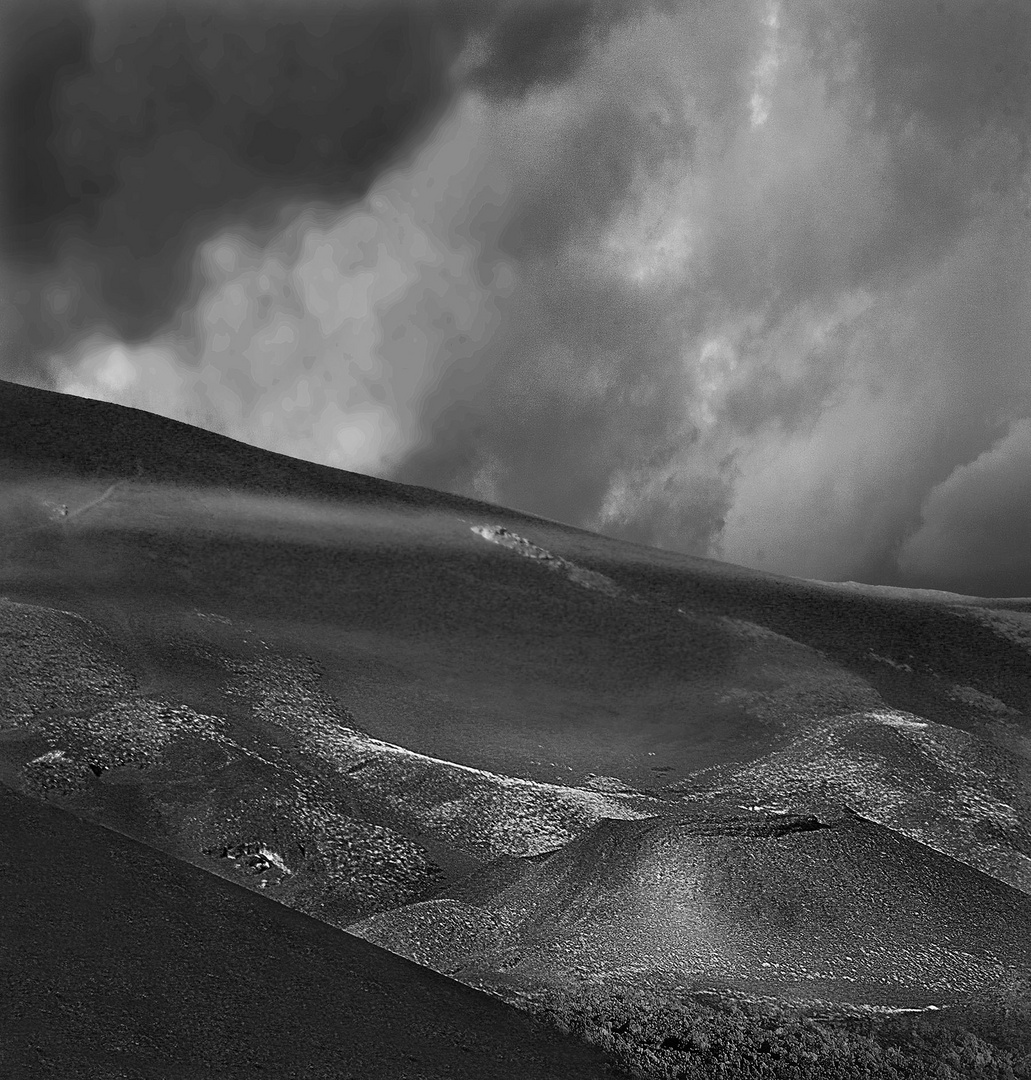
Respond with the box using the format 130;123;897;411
0;784;616;1080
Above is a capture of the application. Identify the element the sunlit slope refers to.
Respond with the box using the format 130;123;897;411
4;380;1031;791
0;784;615;1080
351;805;1031;1010
684;708;1031;894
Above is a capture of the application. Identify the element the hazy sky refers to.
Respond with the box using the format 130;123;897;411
1;0;1030;596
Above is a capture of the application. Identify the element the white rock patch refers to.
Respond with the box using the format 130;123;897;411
471;524;626;601
27;748;70;766
258;846;292;875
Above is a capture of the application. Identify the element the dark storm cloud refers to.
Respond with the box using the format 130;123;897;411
468;269;693;528
0;0;465;352
501;107;637;257
729;0;1031;594
805;0;1031;268
897;416;1031;599
0;0;667;381
396;0;769;530
460;0;675;101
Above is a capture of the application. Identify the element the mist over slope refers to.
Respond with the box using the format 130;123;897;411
6;379;1031;786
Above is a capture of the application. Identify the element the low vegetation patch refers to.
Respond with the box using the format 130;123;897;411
516;981;1031;1080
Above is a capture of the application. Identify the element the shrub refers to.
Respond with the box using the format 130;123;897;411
516;980;1031;1080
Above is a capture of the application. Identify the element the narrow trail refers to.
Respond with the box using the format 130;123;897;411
4;481;123;543
63;482;122;523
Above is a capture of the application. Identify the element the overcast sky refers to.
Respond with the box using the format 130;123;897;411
1;0;1030;596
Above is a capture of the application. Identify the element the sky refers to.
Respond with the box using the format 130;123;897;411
1;0;1030;597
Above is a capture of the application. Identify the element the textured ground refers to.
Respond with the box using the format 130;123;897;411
685;708;1031;893
351;805;1031;1010
4;380;1031;1072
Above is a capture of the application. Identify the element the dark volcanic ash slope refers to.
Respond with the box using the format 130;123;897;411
351;805;1031;1010
0;596;135;723
0;785;616;1080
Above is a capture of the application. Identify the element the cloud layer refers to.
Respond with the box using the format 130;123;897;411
3;0;1031;595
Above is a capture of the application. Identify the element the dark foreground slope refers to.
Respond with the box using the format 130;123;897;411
0;784;615;1080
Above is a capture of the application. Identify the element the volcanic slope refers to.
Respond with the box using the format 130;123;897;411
0;784;616;1080
6;380;1031;1033
350;804;1031;1012
0;595;657;929
682;707;1031;894
6;377;1031;796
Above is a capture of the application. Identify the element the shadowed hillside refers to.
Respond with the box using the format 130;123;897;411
0;595;658;928
0;784;617;1079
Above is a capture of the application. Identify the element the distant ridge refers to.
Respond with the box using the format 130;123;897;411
0;378;591;530
692;709;1031;894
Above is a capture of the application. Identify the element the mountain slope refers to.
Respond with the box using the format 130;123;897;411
0;595;658;928
5;378;1031;793
4;379;1031;1053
